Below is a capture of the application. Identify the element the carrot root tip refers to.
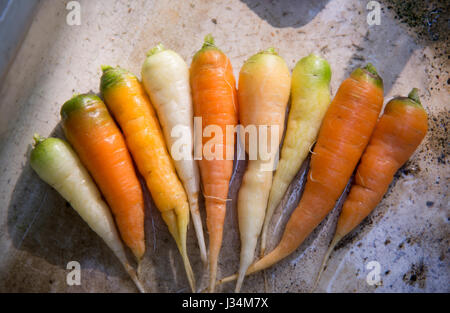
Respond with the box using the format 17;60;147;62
312;234;343;292
124;263;146;293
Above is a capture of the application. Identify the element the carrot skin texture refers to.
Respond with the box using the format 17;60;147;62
30;136;145;292
190;35;238;292
100;68;196;292
216;65;384;283
260;54;331;256
61;94;145;260
236;48;291;292
313;89;428;289
253;65;383;272
336;90;428;238
141;45;206;265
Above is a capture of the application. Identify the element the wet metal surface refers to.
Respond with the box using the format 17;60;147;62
0;0;448;292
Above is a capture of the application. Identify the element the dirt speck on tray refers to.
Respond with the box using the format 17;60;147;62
402;262;428;288
382;0;450;43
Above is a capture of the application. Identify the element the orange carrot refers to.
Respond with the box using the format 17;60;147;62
61;94;145;261
216;63;384;285
190;35;238;292
314;88;428;288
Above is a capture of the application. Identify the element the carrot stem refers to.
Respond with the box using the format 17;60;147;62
33;133;45;146
147;43;165;56
408;88;421;105
202;33;215;48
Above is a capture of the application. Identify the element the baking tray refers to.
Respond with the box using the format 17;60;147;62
0;0;448;292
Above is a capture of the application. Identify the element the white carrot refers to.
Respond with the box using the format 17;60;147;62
30;135;145;293
141;44;206;264
235;48;291;292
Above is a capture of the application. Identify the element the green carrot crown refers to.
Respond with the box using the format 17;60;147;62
61;93;102;119
407;88;422;106
193;34;222;60
33;133;45;147
351;63;383;90
256;47;278;55
245;47;282;65
293;54;331;85
100;66;135;93
392;88;423;109
202;34;216;49
147;43;165;57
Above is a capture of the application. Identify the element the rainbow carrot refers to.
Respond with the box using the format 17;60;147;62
235;48;291;292
190;35;238;292
61;94;145;261
216;64;384;287
100;68;196;292
314;88;428;289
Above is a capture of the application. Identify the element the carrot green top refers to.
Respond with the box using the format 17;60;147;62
242;47;280;64
61;94;103;119
100;66;135;94
30;135;59;164
386;88;424;113
401;88;423;108
351;63;383;90
146;43;166;56
193;34;222;61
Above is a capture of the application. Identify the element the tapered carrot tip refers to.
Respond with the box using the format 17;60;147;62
312;234;343;292
124;262;146;293
183;254;196;292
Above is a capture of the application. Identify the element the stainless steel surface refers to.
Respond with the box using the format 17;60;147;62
0;0;448;292
0;0;39;82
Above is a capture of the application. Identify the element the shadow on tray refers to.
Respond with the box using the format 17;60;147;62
240;0;330;28
4;122;202;292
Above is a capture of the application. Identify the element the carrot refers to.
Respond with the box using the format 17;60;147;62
216;63;384;286
100;69;196;292
260;54;332;257
61;94;145;261
30;135;145;292
313;88;428;289
235;48;291;292
190;34;238;292
141;44;206;264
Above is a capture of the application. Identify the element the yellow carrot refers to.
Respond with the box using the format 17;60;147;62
101;67;195;292
260;54;331;256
